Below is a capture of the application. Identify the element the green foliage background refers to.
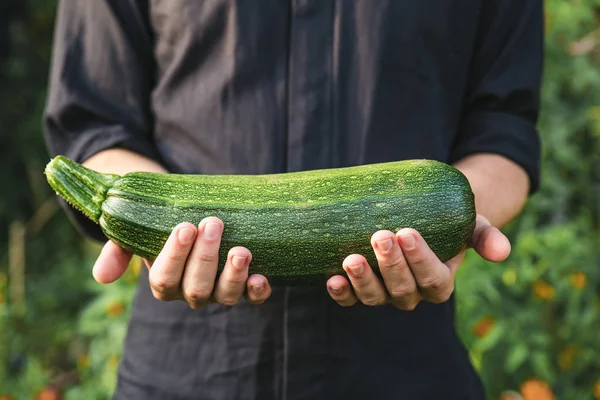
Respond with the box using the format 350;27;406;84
0;1;599;399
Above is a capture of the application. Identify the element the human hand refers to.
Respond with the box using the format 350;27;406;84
325;214;511;309
92;217;272;308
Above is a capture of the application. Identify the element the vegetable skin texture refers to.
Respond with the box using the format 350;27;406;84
45;155;476;286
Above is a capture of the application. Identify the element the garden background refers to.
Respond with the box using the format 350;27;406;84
1;1;599;399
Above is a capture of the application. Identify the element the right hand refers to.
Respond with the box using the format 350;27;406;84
92;217;272;308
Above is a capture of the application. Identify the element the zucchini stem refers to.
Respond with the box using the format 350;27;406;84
44;155;119;223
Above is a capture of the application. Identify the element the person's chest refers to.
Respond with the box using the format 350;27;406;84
146;0;482;174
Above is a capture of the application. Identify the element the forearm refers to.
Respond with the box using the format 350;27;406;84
83;148;168;175
452;153;530;229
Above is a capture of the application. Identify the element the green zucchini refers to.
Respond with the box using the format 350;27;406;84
45;155;476;286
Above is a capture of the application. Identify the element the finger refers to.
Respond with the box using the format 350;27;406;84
93;241;133;284
149;222;197;301
470;215;511;262
371;230;420;310
181;217;224;308
397;228;453;304
326;275;357;306
213;246;251;306
245;274;272;305
342;254;388;306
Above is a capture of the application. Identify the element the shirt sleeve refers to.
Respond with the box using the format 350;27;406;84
43;0;160;241
450;0;544;194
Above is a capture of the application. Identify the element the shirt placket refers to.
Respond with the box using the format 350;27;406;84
283;1;335;399
286;0;335;173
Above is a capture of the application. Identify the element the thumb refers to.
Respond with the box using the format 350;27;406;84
469;214;511;263
92;241;133;284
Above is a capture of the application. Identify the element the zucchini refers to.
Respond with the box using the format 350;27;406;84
45;155;476;286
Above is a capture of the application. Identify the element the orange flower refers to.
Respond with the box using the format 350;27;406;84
0;395;14;400
570;271;588;290
106;301;125;317
520;379;555;400
34;387;62;400
472;316;495;338
594;377;600;399
558;344;578;371
532;281;555;301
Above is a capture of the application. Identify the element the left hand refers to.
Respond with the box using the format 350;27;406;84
325;214;511;310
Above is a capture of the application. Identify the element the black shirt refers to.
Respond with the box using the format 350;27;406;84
43;1;543;399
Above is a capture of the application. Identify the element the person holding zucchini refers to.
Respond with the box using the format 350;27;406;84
43;1;543;399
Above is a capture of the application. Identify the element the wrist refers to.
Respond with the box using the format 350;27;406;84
452;153;529;228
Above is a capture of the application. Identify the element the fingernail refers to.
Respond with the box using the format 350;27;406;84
400;233;416;250
232;255;247;269
376;238;393;253
203;222;221;240
252;283;264;293
346;263;364;276
330;285;342;295
177;227;195;245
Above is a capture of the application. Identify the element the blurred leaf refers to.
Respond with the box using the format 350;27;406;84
506;343;529;374
531;351;556;382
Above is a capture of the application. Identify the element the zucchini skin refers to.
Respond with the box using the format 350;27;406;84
45;156;476;286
